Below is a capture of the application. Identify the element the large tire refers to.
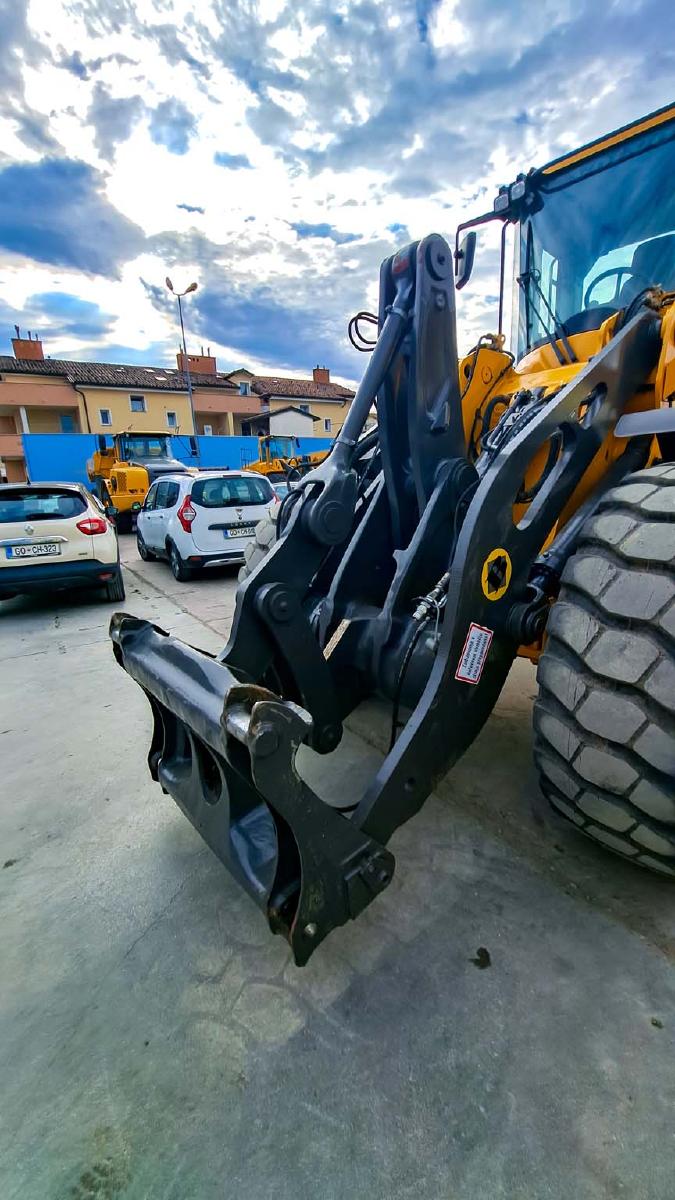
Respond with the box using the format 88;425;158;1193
238;510;278;582
104;567;125;603
116;511;133;535
534;462;675;876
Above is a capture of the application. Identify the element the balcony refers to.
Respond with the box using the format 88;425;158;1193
0;433;24;459
192;391;261;417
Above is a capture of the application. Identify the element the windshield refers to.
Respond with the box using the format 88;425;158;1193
517;123;675;356
266;437;297;458
120;436;171;459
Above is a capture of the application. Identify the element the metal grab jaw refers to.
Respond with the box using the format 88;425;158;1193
111;234;661;964
110;614;394;965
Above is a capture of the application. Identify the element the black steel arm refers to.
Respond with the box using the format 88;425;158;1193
110;230;661;964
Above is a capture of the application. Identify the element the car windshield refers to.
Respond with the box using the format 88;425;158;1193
517;122;675;356
191;475;273;508
0;488;87;523
121;436;170;458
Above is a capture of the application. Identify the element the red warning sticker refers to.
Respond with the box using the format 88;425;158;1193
455;622;493;685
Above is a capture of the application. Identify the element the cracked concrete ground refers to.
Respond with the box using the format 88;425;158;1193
1;534;675;1199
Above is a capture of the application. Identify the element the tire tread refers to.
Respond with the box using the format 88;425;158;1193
534;463;675;875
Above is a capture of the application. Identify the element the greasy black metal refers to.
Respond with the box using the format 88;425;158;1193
534;435;651;582
110;614;394;965
111;227;661;964
253;581;342;753
352;307;660;844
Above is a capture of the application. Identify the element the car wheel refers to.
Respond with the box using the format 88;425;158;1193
137;531;155;561
104;567;126;603
169;541;192;582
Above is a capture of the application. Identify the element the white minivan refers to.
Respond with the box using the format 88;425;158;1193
136;470;276;580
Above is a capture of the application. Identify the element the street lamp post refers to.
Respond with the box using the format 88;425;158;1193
166;276;199;460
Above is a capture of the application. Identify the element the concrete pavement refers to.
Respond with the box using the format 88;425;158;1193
1;533;675;1199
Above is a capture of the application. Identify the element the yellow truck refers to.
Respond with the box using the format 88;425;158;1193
87;432;192;531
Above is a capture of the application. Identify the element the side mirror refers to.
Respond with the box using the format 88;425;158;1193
455;230;476;291
188;436;198;457
96;434;107;453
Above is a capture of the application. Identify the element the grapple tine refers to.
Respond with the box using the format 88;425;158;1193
110;613;393;965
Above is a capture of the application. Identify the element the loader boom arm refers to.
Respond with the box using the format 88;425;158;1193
111;234;661;963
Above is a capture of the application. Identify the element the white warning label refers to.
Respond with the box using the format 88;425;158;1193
455;622;493;685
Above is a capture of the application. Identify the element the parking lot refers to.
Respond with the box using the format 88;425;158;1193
2;533;675;1199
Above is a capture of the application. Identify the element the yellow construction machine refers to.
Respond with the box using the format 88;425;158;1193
87;431;193;531
243;434;329;484
112;103;675;964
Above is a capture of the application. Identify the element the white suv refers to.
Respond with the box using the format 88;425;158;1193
136;471;275;580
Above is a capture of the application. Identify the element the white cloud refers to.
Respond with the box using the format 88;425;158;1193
0;0;672;380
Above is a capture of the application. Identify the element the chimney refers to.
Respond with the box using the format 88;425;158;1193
176;349;218;374
312;365;330;384
12;328;45;361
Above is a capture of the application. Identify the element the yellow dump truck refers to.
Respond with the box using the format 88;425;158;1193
87;432;193;531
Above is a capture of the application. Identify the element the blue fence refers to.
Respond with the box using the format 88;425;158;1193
21;433;335;485
22;434;98;487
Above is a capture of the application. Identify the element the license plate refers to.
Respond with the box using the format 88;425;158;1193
5;542;61;559
224;526;255;539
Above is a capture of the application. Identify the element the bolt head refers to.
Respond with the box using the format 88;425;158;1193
304;922;318;938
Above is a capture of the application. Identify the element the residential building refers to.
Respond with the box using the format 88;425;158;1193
0;332;356;481
268;406;320;438
225;366;354;438
0;335;257;480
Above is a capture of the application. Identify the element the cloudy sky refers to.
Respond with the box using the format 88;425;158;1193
0;0;673;384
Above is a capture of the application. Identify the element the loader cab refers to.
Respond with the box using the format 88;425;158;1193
457;103;675;362
259;435;300;462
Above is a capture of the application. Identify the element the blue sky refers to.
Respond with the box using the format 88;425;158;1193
0;0;673;383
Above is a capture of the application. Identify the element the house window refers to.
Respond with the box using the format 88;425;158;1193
166;411;177;429
239;381;251;396
99;408;112;427
203;423;213;436
60;413;76;433
323;418;332;433
299;403;310;413
130;395;146;413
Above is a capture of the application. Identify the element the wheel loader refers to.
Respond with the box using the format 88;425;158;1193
111;102;675;965
243;433;329;485
87;431;192;531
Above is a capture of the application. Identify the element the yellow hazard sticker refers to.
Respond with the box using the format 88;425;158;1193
481;547;512;601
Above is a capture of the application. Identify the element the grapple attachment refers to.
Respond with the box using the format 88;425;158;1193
110;614;394;964
111;235;659;963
